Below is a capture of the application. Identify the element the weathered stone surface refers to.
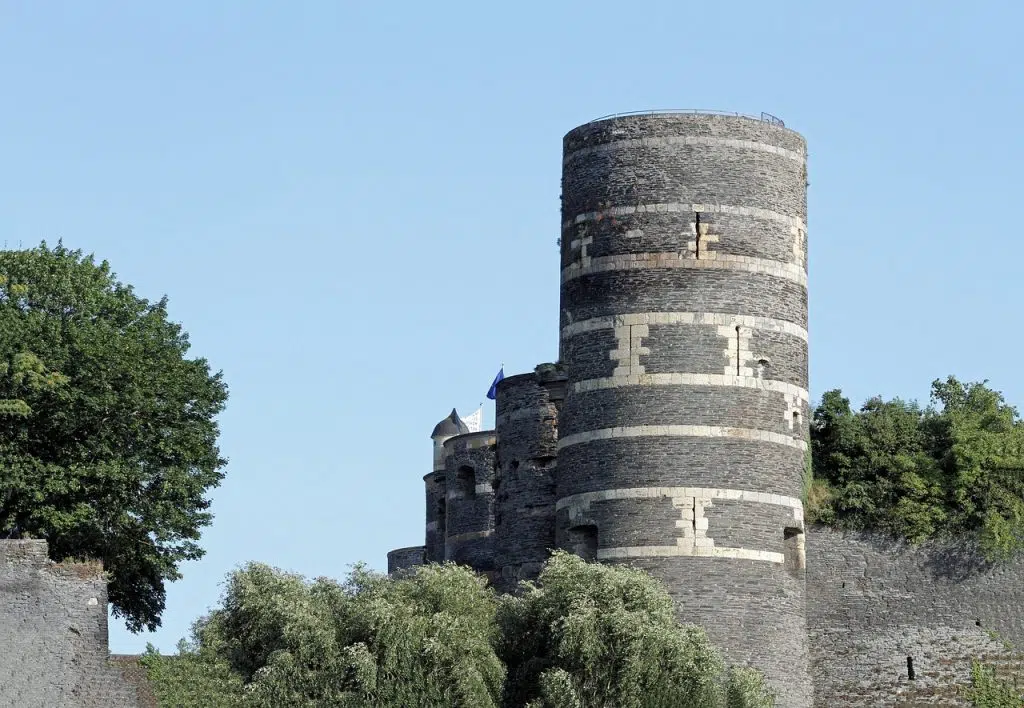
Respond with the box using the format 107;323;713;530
493;370;564;592
443;432;497;572
0;540;153;708
807;527;1024;707
386;546;426;574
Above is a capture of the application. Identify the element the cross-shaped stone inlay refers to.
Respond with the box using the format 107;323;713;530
786;394;804;431
688;218;719;260
673;495;715;551
569;226;593;269
610;323;649;379
719;324;753;377
792;224;807;269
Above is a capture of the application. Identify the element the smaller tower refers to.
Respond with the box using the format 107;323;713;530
492;364;567;591
443;431;497;574
424;409;469;562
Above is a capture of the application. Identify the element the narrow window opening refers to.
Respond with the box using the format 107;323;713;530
568;524;599;562
907;656;915;681
692;497;698;534
783;527;806;573
757;358;770;378
735;326;741;375
694;212;702;259
793;411;801;428
456;466;476;499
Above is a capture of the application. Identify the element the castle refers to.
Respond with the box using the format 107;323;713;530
386;112;1024;707
2;111;1023;708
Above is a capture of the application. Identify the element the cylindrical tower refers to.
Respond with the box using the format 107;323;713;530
387;546;425;574
443;431;497;574
425;409;469;563
493;364;566;592
556;112;811;706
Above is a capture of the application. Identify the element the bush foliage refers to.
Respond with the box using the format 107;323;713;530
143;552;774;708
809;377;1024;560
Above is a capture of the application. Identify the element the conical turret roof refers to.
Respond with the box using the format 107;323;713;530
431;408;469;439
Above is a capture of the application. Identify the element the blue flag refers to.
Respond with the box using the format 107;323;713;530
486;367;505;400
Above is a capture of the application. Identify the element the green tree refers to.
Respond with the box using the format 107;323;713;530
182;561;505;707
495;551;774;708
145;555;773;707
0;243;228;631
810;377;1024;560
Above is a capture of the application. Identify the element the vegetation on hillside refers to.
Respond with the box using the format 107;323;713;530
965;659;1024;707
0;243;228;631
141;552;775;708
809;377;1024;561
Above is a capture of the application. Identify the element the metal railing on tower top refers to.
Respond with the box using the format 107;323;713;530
587;109;785;127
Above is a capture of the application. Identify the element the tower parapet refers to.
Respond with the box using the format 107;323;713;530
556;112;811;706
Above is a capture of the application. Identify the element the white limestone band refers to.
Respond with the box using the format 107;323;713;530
561;251;807;287
560;312;807;342
556;425;807;452
572;373;809;402
563;202;805;230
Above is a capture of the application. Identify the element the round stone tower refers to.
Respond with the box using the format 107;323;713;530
424;409;469;563
442;430;497;572
492;364;567;592
555;111;811;706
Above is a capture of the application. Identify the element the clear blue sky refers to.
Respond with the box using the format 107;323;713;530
2;1;1021;654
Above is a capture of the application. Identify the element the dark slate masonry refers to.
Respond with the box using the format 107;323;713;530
806;527;1024;707
385;111;1024;707
0;540;154;707
493;368;566;592
443;431;497;575
386;545;426;574
557;113;812;706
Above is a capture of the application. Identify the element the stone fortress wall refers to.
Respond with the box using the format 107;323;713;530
388;111;1024;707
807;527;1024;707
0;540;153;707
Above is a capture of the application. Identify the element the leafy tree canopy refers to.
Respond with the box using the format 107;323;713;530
496;551;774;708
143;553;774;707
0;242;228;631
810;377;1024;560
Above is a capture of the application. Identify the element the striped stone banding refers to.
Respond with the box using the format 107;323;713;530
562;203;804;230
559;486;803;565
563;136;805;165
556;486;803;515
446;529;493;544
561;251;806;287
556;425;807;452
572;373;809;401
560;312;807;342
599;545;784;562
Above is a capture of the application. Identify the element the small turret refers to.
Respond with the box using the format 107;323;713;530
431;408;470;472
424;409;470;562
